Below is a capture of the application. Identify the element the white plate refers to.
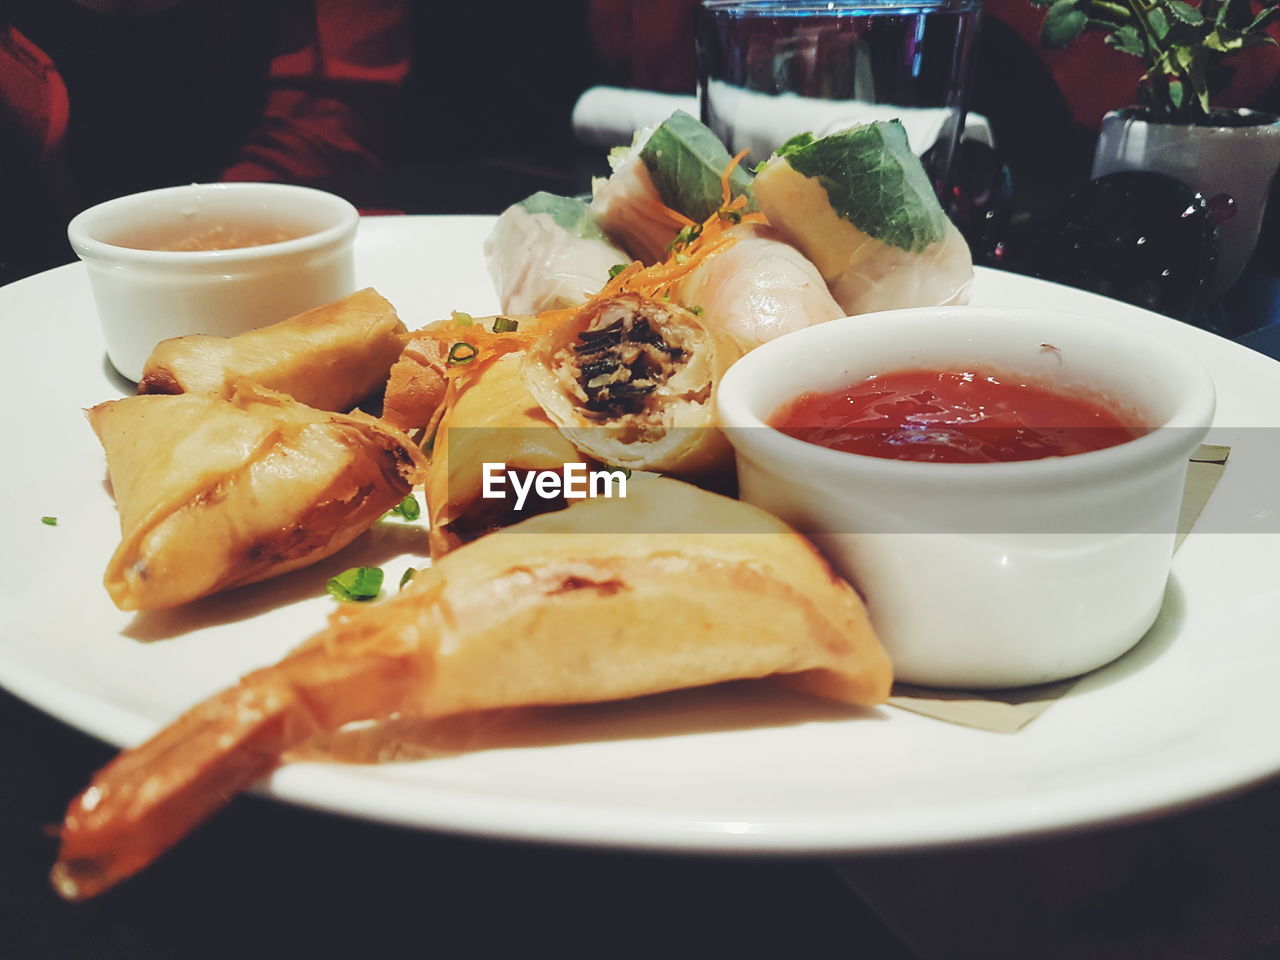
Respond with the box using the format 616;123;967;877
3;215;1280;855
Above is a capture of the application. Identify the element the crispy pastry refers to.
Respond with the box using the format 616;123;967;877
425;350;591;557
52;477;891;900
89;381;426;611
137;288;407;411
521;293;741;478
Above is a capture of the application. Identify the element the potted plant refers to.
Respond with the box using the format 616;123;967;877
1035;0;1280;293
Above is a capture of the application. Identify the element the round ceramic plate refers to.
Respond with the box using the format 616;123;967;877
3;216;1279;854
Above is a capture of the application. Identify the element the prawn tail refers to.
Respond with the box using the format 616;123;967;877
50;647;414;901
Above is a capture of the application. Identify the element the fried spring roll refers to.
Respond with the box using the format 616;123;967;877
426;350;591;557
90;381;426;611
522;292;741;478
52;477;891;900
137;288;407;411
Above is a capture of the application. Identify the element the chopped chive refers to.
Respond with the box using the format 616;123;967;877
450;311;474;326
326;566;384;602
398;567;416;590
608;263;628;279
491;316;519;334
690;305;705;315
40;516;57;526
448;342;479;365
385;494;421;522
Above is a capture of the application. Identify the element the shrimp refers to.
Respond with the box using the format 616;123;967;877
52;478;892;900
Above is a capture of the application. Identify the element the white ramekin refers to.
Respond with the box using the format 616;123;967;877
68;182;358;381
716;306;1216;689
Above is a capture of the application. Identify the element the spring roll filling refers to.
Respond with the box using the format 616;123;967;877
555;301;702;442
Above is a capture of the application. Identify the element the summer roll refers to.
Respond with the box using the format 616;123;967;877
752;122;973;315
672;222;844;348
89;381;426;611
137;288;407;412
484;192;629;314
522;292;740;478
425;350;591;558
589;110;755;264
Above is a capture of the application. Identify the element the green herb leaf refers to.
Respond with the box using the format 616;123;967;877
450;311;474;326
607;263;628;279
775;132;815;158
448;342;478;365
690;305;705;315
491;316;519;334
639;110;756;223
1040;0;1088;49
40;516;57;526
777;121;947;253
399;567;416;590
517;191;608;240
385;494;421;521
326;566;384;602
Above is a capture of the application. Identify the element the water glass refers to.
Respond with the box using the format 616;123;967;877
696;0;982;201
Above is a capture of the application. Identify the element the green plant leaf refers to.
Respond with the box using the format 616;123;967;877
1147;5;1171;41
1166;0;1205;25
517;192;608;241
1246;4;1280;32
1041;0;1088;48
1168;78;1186;109
1107;24;1146;55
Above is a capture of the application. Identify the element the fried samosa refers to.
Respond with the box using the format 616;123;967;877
426;350;592;557
522;292;741;478
137;288;407;411
89;381;426;611
53;477;891;900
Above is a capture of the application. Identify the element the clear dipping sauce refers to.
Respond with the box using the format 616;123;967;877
108;221;312;252
770;368;1148;463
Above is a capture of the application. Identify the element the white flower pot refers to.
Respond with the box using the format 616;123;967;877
1092;108;1280;297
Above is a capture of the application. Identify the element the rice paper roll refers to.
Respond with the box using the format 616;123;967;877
521;292;740;478
89;381;426;611
138;288;407;412
672;222;844;348
752;122;973;315
589;110;755;264
484;192;629;314
426;350;592;558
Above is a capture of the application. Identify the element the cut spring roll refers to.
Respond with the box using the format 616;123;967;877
484;192;630;314
673;222;844;348
52;477;892;900
753;122;973;315
90;381;426;611
425;350;591;558
590;110;755;263
522;292;741;478
138;288;407;411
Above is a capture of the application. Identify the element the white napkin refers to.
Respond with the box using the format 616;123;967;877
571;85;993;159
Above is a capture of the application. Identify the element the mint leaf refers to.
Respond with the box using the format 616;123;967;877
779;121;947;253
639;110;756;222
518;192;608;240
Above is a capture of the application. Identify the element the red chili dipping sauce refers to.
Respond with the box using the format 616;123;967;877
770;369;1149;463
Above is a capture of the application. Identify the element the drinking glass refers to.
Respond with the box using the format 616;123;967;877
696;0;982;202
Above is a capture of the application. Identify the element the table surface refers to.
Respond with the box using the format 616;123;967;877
5;171;1280;960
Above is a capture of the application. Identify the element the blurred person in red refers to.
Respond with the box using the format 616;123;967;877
0;0;410;284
